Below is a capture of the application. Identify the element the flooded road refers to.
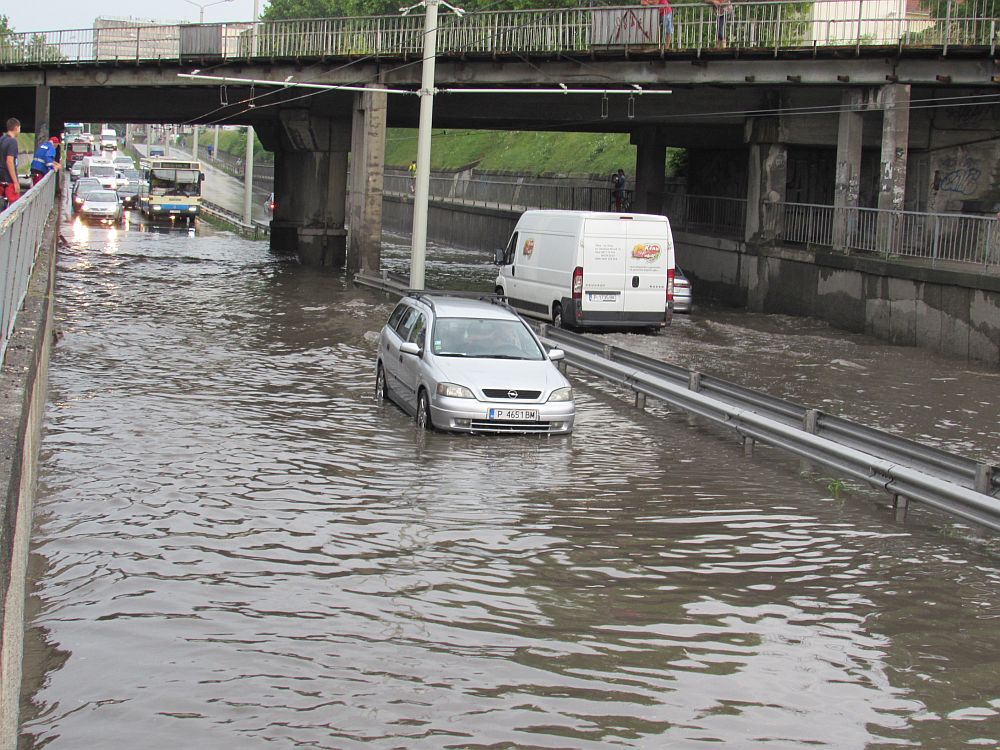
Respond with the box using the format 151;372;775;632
19;215;1000;748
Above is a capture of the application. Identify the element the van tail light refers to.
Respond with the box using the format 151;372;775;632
667;268;675;303
572;267;583;299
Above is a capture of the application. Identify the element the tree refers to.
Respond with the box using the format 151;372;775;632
262;0;580;21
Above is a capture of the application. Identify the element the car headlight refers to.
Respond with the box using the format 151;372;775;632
436;382;475;399
547;387;573;402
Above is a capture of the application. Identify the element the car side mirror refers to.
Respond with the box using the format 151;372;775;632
494;248;506;265
548;349;565;362
399;342;421;356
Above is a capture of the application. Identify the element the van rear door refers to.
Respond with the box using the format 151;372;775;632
581;216;627;316
623;217;671;318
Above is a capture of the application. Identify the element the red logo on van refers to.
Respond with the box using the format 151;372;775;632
632;243;661;261
522;239;535;257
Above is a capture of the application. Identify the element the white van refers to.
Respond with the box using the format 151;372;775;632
100;128;118;152
494;210;675;331
82;157;119;189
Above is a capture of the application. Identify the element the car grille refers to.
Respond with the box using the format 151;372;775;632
481;389;541;399
468;420;554;433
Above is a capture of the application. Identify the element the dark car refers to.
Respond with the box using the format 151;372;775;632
71;178;103;213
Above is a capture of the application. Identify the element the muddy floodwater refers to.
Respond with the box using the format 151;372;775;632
19;217;1000;749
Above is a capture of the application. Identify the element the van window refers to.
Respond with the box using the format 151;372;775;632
503;232;518;264
394;307;420;340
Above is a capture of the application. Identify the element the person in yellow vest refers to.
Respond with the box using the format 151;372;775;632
408;160;416;194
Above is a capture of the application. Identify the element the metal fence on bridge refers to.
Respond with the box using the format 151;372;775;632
0;173;57;365
1;0;998;65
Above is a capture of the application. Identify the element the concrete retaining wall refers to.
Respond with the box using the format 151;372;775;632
0;204;58;747
383;194;518;250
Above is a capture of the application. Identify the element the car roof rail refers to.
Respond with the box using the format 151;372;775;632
406;291;436;311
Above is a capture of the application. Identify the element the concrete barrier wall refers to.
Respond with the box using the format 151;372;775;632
383;195;518;251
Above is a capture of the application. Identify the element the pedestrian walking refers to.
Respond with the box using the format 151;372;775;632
0;117;22;208
612;168;627;211
30;135;62;185
408;159;417;194
642;0;672;48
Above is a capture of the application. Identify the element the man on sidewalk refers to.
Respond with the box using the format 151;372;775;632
0;118;22;208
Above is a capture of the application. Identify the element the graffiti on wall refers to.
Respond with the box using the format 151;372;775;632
934;154;982;195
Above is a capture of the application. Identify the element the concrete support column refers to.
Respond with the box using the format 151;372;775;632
348;85;388;275
33;85;51;146
877;83;911;255
631;128;667;214
267;111;350;267
744;125;788;243
832;89;864;250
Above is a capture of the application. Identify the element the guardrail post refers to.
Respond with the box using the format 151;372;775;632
975;462;995;495
635;391;646;410
743;436;755;457
893;493;909;520
804;409;819;434
602;344;612;359
688;371;702;391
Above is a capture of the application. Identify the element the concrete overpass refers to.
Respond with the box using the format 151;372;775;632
1;1;998;269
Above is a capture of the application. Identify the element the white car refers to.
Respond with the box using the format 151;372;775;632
79;190;124;225
376;294;575;434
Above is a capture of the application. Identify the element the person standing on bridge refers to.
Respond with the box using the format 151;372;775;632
0;118;22;208
711;0;734;49
30;136;62;185
612;169;627;211
642;0;672;48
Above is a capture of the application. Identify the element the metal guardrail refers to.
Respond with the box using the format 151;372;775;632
0;172;57;365
765;201;1000;267
1;0;997;65
200;198;270;237
353;270;1000;531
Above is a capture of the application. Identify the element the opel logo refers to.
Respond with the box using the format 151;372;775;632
508;390;518;399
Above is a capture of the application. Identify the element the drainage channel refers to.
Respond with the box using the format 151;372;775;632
353;272;1000;533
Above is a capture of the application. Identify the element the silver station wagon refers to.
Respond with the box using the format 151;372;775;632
376;295;575;434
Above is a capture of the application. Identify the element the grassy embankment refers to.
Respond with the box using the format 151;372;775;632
203;126;684;178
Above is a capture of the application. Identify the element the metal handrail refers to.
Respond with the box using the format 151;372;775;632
0;172;57;365
1;0;995;65
537;324;1000;530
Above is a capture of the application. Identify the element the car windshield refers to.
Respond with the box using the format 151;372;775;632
75;180;100;192
89;165;115;177
87;191;118;202
431;317;544;360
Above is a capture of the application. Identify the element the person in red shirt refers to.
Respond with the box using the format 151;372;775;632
643;0;672;48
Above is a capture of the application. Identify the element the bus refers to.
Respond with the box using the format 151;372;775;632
138;158;204;222
63;122;86;139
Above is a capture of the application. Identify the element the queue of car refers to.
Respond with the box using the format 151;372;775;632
68;150;138;226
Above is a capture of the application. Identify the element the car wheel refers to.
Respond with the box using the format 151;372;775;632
375;364;387;402
416;389;433;431
552;303;566;329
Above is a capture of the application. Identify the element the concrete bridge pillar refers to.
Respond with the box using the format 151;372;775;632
33;85;51;145
744;114;787;242
348;85;387;275
631;128;667;214
267;110;351;267
832;89;864;250
877;83;911;253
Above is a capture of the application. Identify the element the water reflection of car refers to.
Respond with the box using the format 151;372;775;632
79;190;124;225
376;294;575;434
71;177;103;213
674;267;693;314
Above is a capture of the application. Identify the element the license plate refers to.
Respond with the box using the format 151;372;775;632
588;292;618;302
489;408;538;421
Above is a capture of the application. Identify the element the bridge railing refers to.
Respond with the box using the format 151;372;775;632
763;200;1000;267
0;173;57;365
1;0;997;65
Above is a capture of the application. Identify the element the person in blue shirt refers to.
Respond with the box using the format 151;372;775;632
30;136;62;185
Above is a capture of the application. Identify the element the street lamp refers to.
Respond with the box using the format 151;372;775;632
181;0;235;23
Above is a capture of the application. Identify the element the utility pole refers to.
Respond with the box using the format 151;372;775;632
405;0;463;290
243;0;259;225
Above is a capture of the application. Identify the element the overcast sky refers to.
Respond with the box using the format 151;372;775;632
5;0;264;34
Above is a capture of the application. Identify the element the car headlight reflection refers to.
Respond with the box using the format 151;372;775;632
436;382;475;399
547;387;573;402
